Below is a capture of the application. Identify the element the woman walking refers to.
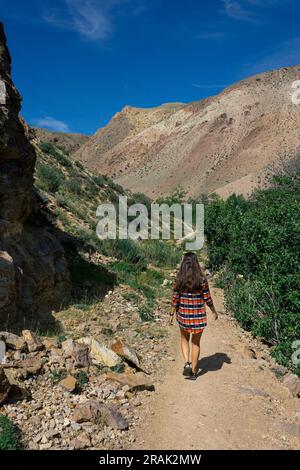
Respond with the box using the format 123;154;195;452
169;252;218;380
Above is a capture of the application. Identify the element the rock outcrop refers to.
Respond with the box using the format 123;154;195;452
0;22;70;327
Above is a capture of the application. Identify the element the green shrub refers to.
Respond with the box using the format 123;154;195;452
74;370;89;391
36;162;64;193
205;174;300;373
92;175;109;186
75;160;85;170
0;415;23;450
64;177;83;195
50;369;67;384
39;142;72;168
139;240;181;267
123;292;140;303
156;186;187;205
139;299;155;322
129;192;152;212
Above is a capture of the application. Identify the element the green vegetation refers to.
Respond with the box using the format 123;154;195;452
138;298;155;321
110;362;125;374
205;175;300;373
36;161;64;193
39;142;73;168
0;415;23;450
123;291;140;303
35;141;181;322
74;370;89;391
156;186;187;205
50;368;67;384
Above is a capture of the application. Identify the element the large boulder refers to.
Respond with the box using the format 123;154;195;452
78;337;120;367
111;340;140;368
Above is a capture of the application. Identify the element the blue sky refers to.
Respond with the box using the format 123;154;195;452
2;0;300;135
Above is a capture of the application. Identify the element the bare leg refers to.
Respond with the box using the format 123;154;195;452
191;331;203;373
180;328;190;364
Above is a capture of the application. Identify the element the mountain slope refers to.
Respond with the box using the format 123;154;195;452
33;127;89;154
73;66;300;198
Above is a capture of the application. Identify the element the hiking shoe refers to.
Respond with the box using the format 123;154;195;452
185;371;198;381
182;362;192;376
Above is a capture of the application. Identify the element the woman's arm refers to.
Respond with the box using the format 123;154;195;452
207;302;218;320
170;285;180;325
203;281;218;320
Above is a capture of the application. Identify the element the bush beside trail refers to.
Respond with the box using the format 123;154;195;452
204;175;300;374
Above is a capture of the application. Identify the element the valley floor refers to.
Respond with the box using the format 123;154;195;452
131;286;300;450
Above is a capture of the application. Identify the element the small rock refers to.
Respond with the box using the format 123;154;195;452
49;349;64;364
39;443;52;450
30;416;41;427
0;368;11;403
13;357;43;374
74;343;90;368
74;431;91;449
0;332;26;351
241;345;257;359
71;399;128;430
22;330;43;352
283;373;300;397
45;429;61;439
61;339;75;358
104;372;155;392
41;435;48;444
32;402;43;411
257;358;269;368
0;340;6;364
63;418;70;428
59;376;77;393
0;368;29;404
42;338;61;351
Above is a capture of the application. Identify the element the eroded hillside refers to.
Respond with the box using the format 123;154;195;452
74;66;300;199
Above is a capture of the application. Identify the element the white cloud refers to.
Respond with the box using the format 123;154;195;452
43;0;144;43
220;0;284;23
31;116;70;132
44;0;118;42
221;0;256;22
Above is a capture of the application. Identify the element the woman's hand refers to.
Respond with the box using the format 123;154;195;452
208;303;218;320
169;307;175;325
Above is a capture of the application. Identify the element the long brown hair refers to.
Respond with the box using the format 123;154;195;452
175;252;206;293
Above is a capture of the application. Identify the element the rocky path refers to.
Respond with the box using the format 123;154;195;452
132;286;300;450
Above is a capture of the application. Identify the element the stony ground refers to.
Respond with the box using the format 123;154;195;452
0;279;173;450
1;275;300;450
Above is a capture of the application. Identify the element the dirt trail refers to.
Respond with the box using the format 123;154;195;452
132;287;300;450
